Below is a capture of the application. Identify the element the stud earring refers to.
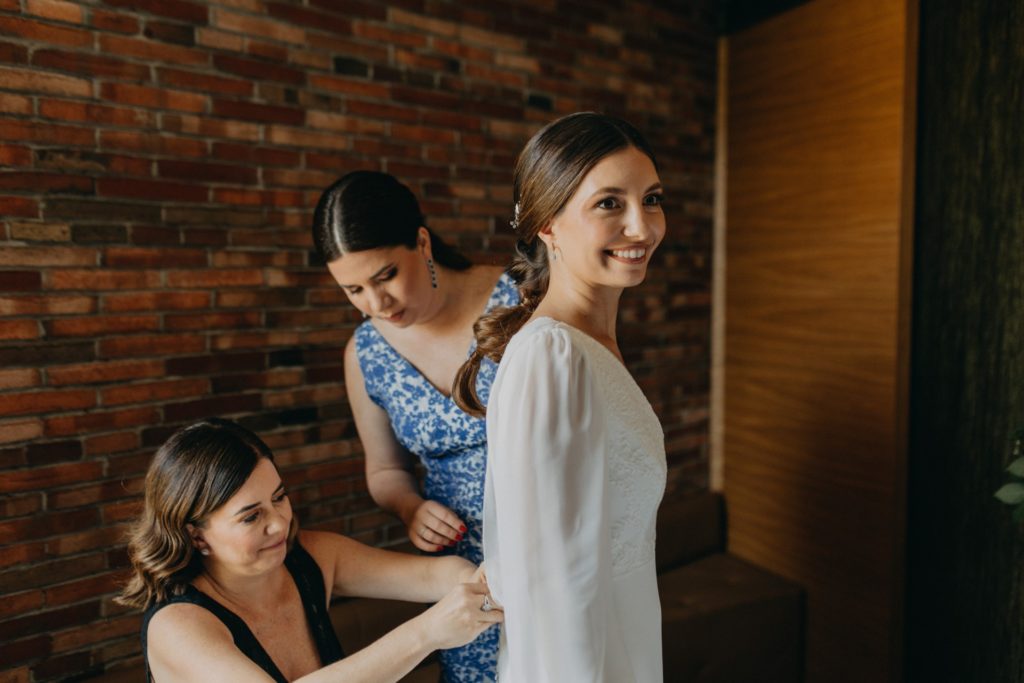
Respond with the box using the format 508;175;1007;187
426;257;437;288
200;548;209;556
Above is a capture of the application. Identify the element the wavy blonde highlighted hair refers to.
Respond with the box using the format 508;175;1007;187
117;418;297;610
452;112;658;416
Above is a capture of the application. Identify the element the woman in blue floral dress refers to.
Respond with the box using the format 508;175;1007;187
312;171;517;683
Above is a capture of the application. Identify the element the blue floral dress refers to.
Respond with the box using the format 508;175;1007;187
353;271;518;683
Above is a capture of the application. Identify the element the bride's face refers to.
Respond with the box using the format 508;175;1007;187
543;146;665;290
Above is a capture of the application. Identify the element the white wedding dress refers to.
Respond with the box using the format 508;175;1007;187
483;317;667;683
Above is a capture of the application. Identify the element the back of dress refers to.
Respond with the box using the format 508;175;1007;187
483;317;666;683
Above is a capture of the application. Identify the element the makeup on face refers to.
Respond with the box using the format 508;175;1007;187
326;241;436;327
198;458;293;570
549;147;666;287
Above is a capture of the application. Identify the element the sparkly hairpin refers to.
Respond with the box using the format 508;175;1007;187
509;202;521;231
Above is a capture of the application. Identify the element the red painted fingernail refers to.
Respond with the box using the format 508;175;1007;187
448;540;457;546
437;545;444;552
459;525;466;532
455;533;463;541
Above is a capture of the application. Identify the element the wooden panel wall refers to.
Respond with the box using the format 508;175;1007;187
721;1;915;680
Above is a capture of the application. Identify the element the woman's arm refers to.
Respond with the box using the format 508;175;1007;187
301;529;473;603
297;580;498;683
147;582;500;683
486;326;611;682
344;337;464;551
305;529;500;681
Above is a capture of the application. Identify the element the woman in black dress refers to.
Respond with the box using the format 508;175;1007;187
118;418;501;682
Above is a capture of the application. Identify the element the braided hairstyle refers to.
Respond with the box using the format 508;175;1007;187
452;112;657;416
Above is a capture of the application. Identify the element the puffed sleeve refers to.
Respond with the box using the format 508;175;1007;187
484;325;611;682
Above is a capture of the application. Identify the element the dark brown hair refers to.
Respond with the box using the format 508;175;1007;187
452;112;658;416
312;170;471;270
117;418;295;609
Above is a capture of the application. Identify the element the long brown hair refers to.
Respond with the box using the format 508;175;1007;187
452;112;658;416
117;418;296;609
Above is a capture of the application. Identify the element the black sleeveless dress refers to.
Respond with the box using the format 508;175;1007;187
141;541;345;682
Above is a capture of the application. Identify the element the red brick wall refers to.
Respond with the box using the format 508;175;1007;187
0;1;716;679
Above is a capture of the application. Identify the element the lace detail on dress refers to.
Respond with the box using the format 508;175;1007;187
563;327;667;576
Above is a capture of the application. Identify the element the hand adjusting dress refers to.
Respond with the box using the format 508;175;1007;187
483;317;667;683
353;271;519;683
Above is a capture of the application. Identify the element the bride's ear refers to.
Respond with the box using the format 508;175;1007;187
537;221;555;250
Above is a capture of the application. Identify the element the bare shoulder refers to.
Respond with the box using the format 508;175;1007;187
343;331;367;392
148;602;228;638
147;601;232;654
299;528;413;599
343;330;360;367
297;529;337;564
297;528;346;557
147;600;273;681
297;530;368;574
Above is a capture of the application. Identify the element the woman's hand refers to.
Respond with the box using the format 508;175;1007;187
404;499;466;552
420;581;503;651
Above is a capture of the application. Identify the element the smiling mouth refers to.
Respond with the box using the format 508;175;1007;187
262;538;286;551
605;247;648;263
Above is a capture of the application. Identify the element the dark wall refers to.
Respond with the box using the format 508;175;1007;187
716;0;810;34
906;0;1024;681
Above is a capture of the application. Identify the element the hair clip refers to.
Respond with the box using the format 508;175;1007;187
509;202;520;231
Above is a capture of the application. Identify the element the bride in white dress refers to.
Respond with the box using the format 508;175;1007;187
453;112;667;682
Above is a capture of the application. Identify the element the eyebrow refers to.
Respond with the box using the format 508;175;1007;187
339;263;395;289
589;182;664;197
233;482;285;517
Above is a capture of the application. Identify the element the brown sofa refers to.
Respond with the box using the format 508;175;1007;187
91;491;802;682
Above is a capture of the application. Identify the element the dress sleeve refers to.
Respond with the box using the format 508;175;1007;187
486;326;612;682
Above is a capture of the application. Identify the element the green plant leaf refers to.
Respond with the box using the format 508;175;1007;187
995;483;1024;505
1007;458;1024;478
